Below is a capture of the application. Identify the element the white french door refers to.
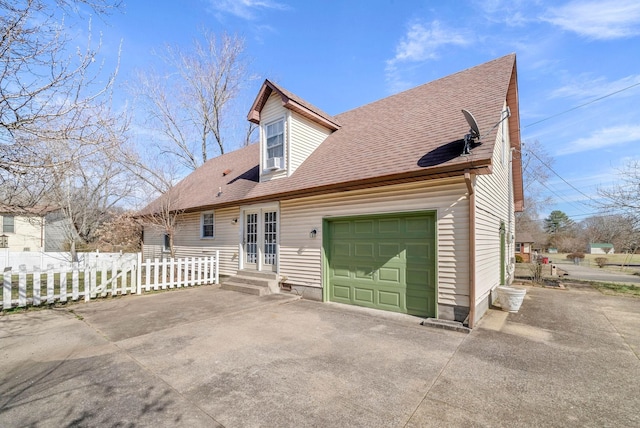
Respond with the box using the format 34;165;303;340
242;206;278;272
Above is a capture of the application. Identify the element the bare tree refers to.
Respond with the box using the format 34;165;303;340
598;160;640;225
596;160;640;258
138;187;184;259
516;140;555;246
0;0;123;207
131;31;253;171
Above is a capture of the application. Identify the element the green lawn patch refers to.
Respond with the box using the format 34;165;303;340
591;282;640;298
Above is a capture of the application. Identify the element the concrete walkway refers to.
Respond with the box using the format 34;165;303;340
1;284;639;427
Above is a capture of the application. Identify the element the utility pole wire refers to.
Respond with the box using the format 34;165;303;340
523;81;640;129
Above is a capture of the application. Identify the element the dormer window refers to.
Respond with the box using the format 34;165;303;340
266;119;284;168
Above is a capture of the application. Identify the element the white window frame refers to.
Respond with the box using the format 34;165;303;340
264;118;285;165
2;215;15;234
201;211;215;239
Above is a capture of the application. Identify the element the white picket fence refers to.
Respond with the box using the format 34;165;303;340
0;250;138;271
1;252;219;311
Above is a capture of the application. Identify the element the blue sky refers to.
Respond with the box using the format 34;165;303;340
83;0;640;221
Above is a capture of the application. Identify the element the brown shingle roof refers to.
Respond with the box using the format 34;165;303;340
141;54;522;215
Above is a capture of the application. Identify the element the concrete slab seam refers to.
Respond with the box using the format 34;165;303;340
400;329;471;427
601;308;640;362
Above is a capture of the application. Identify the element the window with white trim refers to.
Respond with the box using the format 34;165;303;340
201;212;215;238
2;215;15;233
265;119;284;164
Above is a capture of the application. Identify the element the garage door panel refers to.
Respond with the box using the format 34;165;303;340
378;266;401;283
378;218;401;234
406;267;429;285
354;287;374;304
333;242;351;257
332;284;351;300
406;243;431;261
354;242;375;257
378;243;401;258
378;290;401;308
331;221;351;237
333;265;351;278
354;220;374;236
355;265;375;279
328;213;436;318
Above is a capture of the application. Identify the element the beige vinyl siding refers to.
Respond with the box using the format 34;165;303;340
474;104;515;305
280;178;470;307
142;207;241;276
1;215;44;251
288;111;332;175
260;93;288;182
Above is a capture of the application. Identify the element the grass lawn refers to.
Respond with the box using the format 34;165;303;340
590;282;640;298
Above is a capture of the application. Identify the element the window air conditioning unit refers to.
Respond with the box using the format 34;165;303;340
266;157;281;170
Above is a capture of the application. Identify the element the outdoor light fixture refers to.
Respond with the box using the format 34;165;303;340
0;234;8;249
309;228;317;238
232;218;238;224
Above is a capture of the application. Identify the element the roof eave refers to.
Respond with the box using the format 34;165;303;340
180;160;493;214
247;80;341;130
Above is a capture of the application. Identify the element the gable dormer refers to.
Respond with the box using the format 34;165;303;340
248;80;340;182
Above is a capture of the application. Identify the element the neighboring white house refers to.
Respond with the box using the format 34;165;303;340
587;243;614;255
0;205;47;252
140;54;524;328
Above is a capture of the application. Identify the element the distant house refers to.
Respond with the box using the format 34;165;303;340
0;205;46;252
140;54;524;328
587;243;614;255
515;233;535;262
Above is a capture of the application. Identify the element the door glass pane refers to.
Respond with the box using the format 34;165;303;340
246;213;258;264
264;211;277;265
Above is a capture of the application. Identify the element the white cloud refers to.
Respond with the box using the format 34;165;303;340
385;20;470;92
473;0;535;27
551;74;640;100
556;125;640;155
209;0;288;20
542;0;640;39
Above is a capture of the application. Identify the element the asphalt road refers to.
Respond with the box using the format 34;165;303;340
554;260;640;284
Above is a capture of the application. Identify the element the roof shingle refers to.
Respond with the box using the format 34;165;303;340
141;54;521;215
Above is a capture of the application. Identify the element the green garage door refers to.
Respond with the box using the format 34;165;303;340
326;212;436;317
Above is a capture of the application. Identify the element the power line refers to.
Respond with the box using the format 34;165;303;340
523;81;640;129
534;178;591;214
523;145;599;205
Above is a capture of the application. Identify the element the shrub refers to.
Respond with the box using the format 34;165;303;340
594;257;608;268
515;254;524;263
566;252;585;260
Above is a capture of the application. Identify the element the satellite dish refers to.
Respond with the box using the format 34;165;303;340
462;109;480;138
460;109;481;155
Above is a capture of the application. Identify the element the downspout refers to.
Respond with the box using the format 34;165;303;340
507;147;515;284
465;170;476;329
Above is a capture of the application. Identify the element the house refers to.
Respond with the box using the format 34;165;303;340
587;243;614;255
515;232;535;262
0;204;46;252
141;54;523;328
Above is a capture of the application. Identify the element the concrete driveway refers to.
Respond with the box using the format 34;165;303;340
1;284;639;427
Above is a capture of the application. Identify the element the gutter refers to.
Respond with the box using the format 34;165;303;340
173;163;493;215
465;170;476;329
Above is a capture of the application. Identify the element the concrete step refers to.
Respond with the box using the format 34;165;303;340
230;275;278;288
235;270;278;281
221;281;270;296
